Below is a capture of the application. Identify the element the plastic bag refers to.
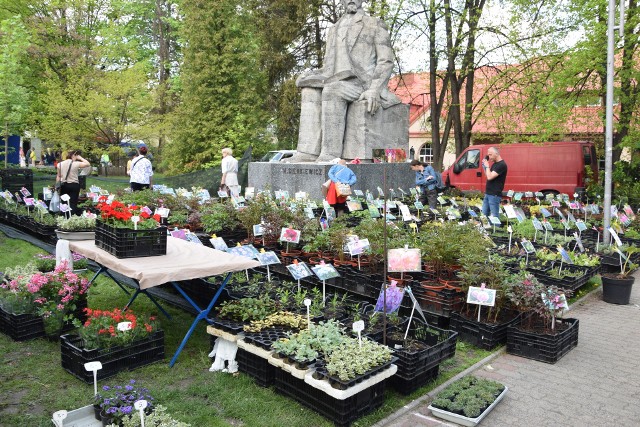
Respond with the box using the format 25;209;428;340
49;191;61;213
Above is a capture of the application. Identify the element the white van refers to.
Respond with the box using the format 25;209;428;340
258;150;297;162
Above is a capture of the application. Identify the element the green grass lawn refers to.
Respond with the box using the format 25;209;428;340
0;231;493;427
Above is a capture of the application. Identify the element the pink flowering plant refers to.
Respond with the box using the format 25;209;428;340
0;260;89;331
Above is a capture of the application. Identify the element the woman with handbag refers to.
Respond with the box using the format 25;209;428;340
55;150;91;216
326;159;356;217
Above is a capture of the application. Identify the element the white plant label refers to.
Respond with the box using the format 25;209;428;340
84;361;102;372
134;400;148;410
60;193;70;202
117;321;133;331
352;320;365;333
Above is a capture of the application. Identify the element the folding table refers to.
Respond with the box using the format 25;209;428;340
68;237;260;367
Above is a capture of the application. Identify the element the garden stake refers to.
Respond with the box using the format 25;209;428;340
304;298;311;330
478;305;482;323
135;400;148;427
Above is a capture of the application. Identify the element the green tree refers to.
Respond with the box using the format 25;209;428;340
0;16;31;167
167;0;269;173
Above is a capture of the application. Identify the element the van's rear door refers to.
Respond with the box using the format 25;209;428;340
451;148;484;192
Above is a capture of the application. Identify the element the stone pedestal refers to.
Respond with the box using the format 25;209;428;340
343;102;409;160
248;162;415;201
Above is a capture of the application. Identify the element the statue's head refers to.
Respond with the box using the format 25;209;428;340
342;0;363;14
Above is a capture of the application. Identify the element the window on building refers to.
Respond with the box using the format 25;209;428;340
419;144;433;164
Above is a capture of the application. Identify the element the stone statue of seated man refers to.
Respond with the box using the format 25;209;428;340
287;0;404;163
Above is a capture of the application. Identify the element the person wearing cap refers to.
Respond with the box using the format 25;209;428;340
129;143;153;191
220;147;239;197
326;158;356;216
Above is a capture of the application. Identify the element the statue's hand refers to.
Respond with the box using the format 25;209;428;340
358;89;381;114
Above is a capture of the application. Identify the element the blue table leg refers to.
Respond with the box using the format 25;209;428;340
123;288;172;320
89;264;130;295
169;273;232;367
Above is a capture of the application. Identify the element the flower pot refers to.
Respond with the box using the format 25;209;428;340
601;275;635;305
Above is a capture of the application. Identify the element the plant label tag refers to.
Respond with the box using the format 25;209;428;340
117;321;133;331
557;246;573;264
84;361;102;372
352;320;365;333
134;400;148;410
540;208;551;217
60;193;71;202
303;298;311;307
467;285;496;307
507;190;514;198
521;239;536;254
608;227;623;246
576;220;587;231
532;217;544;231
503;204;517;219
573;232;585;252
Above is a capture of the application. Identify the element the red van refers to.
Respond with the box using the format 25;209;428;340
442;141;598;195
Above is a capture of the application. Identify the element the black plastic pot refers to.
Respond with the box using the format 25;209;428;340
601;275;635;305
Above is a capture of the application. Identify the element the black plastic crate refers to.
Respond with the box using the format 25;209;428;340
0;297;87;341
387;365;439;395
0;168;33;197
506;317;579;364
412;285;465;317
274;368;385;427
236;347;276;387
95;221;167;258
0;307;45;341
60;330;165;382
450;311;520;350
387;320;457;379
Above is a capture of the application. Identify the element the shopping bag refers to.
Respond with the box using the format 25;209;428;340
321;179;331;197
49;191;61;213
335;182;352;197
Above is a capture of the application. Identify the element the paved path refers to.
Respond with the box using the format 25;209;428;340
377;270;640;427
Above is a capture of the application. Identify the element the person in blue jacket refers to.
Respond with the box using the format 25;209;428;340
326;159;357;216
410;159;438;209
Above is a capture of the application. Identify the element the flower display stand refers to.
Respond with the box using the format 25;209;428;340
274;364;396;427
94;221;167;258
506;318;579;364
60;330;165;382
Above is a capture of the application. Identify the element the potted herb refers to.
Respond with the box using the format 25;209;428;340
110;405;190;427
601;245;639;305
55;215;96;240
428;376;507;426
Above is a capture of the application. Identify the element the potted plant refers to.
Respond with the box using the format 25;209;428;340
0;260;89;339
55;214;96;240
450;254;519;350
428;375;507;426
62;308;164;382
601;246;639;305
505;273;579;363
109;405;190;427
93;379;154;425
